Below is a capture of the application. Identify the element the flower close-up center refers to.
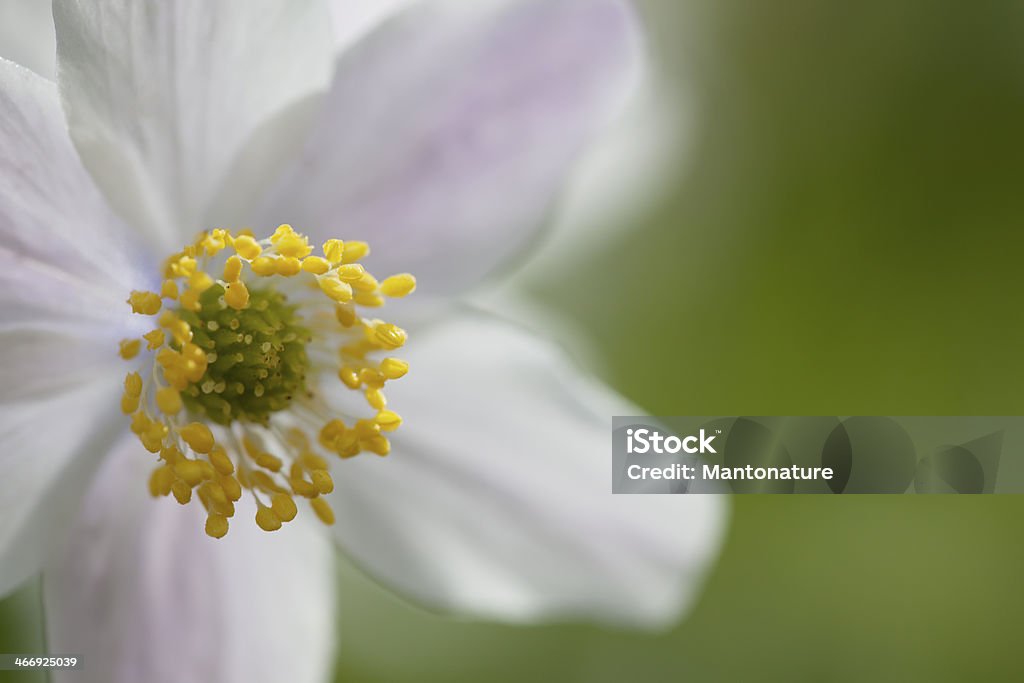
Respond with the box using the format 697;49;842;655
118;225;415;539
178;283;311;425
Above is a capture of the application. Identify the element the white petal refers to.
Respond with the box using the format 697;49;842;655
328;0;417;53
258;0;642;295
53;0;335;249
325;314;727;627
0;0;56;80
0;380;123;597
0;57;152;328
44;438;337;683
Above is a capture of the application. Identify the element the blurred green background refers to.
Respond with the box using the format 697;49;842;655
4;1;1024;681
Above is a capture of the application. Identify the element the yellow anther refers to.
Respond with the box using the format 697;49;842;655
171;480;192;505
319;419;347;446
141;422;168;453
160;279;179;300
160;445;183;464
300;452;329;470
180;423;215;454
119;338;141;359
301;256;331;275
233;234;262;260
354;292;384;307
355;419;381;439
174;459;204;487
205;513;229;538
188;271;214;293
149;466;175;497
209;498;235;519
373;323;407;349
124;372;143;397
336;264;365;282
380;274;417;298
311;498;335;525
364;435;391;456
335;368;358;390
322;239;345;264
311;470;334;495
170;256;197;278
319;277;353;303
275;233;312;259
255;505;282;532
335;304;357;327
223;255;244;283
198;460;216;481
375;410;403;431
290;476;318;498
335;434;362;459
159;311;193;344
379;358;409;380
203;481;229;506
342;241;369;263
359;368;385;387
251;256;277;276
220;475;242;502
156;387;183;415
209;447;234;475
201;230;229;256
224;281;250;310
179;288;201;312
271;493;298;522
131;411;151;435
275;256;302;277
128;290;162;315
121;393;140;414
254;452;283;472
270;224;295;242
143;329;165;350
352;273;379;292
365;388;386;410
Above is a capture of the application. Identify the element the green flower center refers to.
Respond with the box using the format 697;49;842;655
177;284;311;425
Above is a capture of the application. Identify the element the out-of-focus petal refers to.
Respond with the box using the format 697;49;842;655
328;0;417;53
0;56;151;598
45;438;338;683
0;381;123;597
324;313;727;627
53;0;335;249
0;57;151;330
0;0;55;80
258;0;642;296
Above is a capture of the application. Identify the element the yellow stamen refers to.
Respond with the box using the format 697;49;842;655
380;274;417;298
380;358;409;379
311;498;335;525
322;239;345;264
341;241;369;263
155;387;183;415
255;505;282;532
128;291;162;315
205;514;229;538
121;224;413;537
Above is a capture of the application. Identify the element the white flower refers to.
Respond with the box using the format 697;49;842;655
0;1;726;682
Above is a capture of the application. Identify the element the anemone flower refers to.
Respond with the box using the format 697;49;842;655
0;1;726;681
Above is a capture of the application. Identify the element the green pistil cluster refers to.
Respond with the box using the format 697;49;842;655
177;284;311;425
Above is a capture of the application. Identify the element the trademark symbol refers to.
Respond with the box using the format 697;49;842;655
716;430;722;434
